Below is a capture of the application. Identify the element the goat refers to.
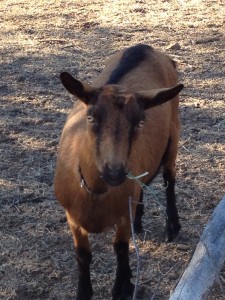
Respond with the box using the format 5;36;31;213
54;44;184;300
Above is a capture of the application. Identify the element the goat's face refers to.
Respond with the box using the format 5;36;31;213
60;72;184;186
86;86;145;186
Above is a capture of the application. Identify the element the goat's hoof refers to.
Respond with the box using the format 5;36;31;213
112;281;134;300
76;295;92;300
76;296;91;300
166;222;181;243
76;294;92;300
76;289;93;300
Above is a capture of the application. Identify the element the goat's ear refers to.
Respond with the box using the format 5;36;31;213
60;72;98;105
137;84;184;110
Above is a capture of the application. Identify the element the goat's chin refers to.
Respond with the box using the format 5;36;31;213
102;173;126;187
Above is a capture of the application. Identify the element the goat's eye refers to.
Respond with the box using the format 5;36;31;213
138;120;145;128
87;115;95;123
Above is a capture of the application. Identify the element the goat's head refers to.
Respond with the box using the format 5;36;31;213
60;72;183;186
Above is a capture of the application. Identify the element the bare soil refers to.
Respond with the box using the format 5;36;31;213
1;0;225;299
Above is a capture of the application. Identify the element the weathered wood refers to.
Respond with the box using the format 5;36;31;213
170;196;225;300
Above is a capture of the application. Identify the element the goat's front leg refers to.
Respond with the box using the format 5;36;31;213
67;213;93;300
112;220;134;300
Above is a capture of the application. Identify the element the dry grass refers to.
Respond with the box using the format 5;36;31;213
1;0;225;299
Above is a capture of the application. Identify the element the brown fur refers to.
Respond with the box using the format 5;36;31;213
54;45;183;299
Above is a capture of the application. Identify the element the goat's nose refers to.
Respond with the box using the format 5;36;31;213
103;163;127;186
105;163;124;175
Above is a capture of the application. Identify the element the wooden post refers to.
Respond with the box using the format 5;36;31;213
170;196;225;300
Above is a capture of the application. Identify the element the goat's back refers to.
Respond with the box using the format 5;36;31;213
93;45;178;90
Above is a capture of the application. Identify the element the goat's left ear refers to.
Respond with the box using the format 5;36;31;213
137;84;184;110
60;72;99;105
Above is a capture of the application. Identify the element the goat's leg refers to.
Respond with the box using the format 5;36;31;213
112;222;134;300
134;189;144;234
75;245;92;300
67;213;93;300
163;169;181;242
163;132;181;242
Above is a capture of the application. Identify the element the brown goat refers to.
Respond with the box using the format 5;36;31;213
54;44;183;300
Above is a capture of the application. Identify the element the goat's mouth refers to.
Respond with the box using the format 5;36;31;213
102;164;127;187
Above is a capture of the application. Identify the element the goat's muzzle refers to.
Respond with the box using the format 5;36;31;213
102;163;127;186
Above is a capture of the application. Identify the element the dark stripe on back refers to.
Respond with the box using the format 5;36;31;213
107;44;153;84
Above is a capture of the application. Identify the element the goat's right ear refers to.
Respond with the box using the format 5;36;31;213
60;72;98;105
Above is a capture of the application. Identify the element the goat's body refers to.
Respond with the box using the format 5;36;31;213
54;44;182;299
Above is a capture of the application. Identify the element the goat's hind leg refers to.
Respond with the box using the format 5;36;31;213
163;136;181;242
163;169;181;242
133;189;144;234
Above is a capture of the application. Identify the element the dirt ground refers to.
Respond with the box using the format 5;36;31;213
1;0;225;299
